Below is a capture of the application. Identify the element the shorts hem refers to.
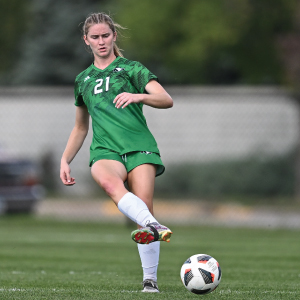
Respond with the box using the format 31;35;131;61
89;154;124;167
127;163;165;177
89;150;165;177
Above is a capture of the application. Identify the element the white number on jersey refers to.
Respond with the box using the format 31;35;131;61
94;77;110;95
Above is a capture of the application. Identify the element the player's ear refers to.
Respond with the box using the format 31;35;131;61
84;35;90;46
113;31;117;42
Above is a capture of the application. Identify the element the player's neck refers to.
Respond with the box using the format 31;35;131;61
93;54;117;70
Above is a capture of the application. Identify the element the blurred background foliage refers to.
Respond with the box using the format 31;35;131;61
156;152;295;200
0;0;299;86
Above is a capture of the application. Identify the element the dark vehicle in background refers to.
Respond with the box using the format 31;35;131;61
0;159;44;214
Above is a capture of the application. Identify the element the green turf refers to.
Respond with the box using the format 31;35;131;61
0;216;299;299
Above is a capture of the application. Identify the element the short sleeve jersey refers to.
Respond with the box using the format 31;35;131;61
74;56;160;164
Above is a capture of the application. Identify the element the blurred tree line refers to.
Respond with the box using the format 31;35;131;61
0;0;298;86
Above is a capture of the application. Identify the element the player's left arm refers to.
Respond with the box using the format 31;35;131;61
113;80;173;109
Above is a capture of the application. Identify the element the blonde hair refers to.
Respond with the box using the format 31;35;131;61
83;12;125;57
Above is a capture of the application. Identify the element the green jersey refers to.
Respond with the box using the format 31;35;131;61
74;57;160;165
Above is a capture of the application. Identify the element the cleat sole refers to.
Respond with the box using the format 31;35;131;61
131;229;155;244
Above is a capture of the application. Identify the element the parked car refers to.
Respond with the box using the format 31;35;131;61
0;159;45;214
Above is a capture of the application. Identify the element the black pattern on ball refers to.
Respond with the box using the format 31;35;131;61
191;288;211;294
184;258;191;264
199;268;214;284
218;264;222;280
184;269;193;286
197;255;212;263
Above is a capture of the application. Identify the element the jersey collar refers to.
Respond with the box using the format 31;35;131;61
91;56;122;72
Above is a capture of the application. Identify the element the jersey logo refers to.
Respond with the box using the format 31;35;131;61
113;67;125;72
84;76;90;82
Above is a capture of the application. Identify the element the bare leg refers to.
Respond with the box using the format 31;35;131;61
91;159;128;204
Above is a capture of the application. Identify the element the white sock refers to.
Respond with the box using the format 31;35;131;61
117;192;158;227
138;242;160;282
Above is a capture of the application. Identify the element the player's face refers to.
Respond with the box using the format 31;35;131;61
84;23;117;59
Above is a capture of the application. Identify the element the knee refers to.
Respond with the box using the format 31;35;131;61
98;177;119;198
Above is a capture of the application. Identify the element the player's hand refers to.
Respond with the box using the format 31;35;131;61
113;92;142;109
60;161;76;186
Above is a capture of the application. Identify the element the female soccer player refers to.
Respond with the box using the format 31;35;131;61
60;12;173;293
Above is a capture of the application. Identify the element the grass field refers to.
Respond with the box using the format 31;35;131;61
0;215;299;300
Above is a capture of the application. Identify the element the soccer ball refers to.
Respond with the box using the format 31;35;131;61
180;254;222;295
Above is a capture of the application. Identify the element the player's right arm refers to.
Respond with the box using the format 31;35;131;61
60;105;90;186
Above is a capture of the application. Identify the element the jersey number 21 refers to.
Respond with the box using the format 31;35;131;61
94;77;110;95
